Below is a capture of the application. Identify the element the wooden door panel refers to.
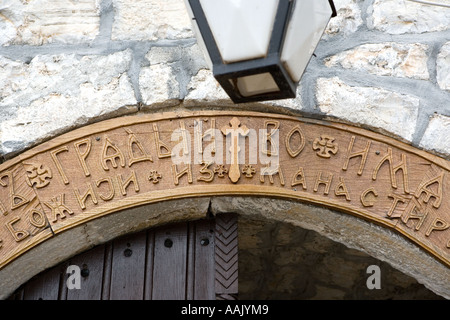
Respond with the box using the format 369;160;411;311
108;230;147;300
66;244;105;300
143;228;155;300
22;265;63;300
12;214;238;300
152;223;188;300
192;219;216;300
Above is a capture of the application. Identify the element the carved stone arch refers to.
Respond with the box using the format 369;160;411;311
0;111;448;299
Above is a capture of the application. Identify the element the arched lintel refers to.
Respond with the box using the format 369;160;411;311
0;111;448;299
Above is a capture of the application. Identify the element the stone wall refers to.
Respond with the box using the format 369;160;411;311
0;0;449;160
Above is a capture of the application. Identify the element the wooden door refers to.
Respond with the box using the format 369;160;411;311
8;213;238;300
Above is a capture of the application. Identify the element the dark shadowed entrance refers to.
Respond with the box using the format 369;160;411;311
9;213;238;300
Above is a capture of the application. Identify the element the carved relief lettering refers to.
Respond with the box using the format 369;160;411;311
260;165;285;186
386;193;407;217
342;136;371;176
425;218;449;237
291;167;307;190
372;148;410;194
6;217;29;242
74;183;98;210
126;129;153;167
74;138;92;177
285;125;305;158
314;171;333;195
198;162;214;183
178;121;190;157
172;164;193;186
335;177;351;201
360;188;378;208
0;172;30;211
44;194;74;223
153;123;172;159
195;120;203;156
96;177;115;201
28;208;47;229
401;198;429;231
117;170;140;196
262;120;280;157
0;201;7;216
50;146;70;185
414;170;444;209
102;138;126;171
196;118;217;160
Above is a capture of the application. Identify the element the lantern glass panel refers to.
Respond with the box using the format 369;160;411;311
199;0;279;64
281;0;332;82
232;72;280;97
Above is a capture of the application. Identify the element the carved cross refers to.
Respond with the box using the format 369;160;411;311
313;135;339;158
221;117;250;183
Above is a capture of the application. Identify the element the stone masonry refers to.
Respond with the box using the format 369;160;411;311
0;0;448;160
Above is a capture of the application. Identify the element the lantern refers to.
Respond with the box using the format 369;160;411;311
184;0;337;103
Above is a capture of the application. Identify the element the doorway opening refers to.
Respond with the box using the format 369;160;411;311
8;211;442;300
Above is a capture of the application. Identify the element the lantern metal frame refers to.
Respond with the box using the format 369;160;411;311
186;0;337;103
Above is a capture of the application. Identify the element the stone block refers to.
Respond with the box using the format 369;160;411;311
0;50;137;156
112;0;193;41
184;69;233;106
368;0;450;34
324;0;363;37
140;63;180;107
139;45;209;108
437;42;450;92
419;114;450;157
316;77;420;141
325;43;430;80
0;0;100;46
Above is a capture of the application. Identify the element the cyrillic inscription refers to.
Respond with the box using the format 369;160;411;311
0;111;448;270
